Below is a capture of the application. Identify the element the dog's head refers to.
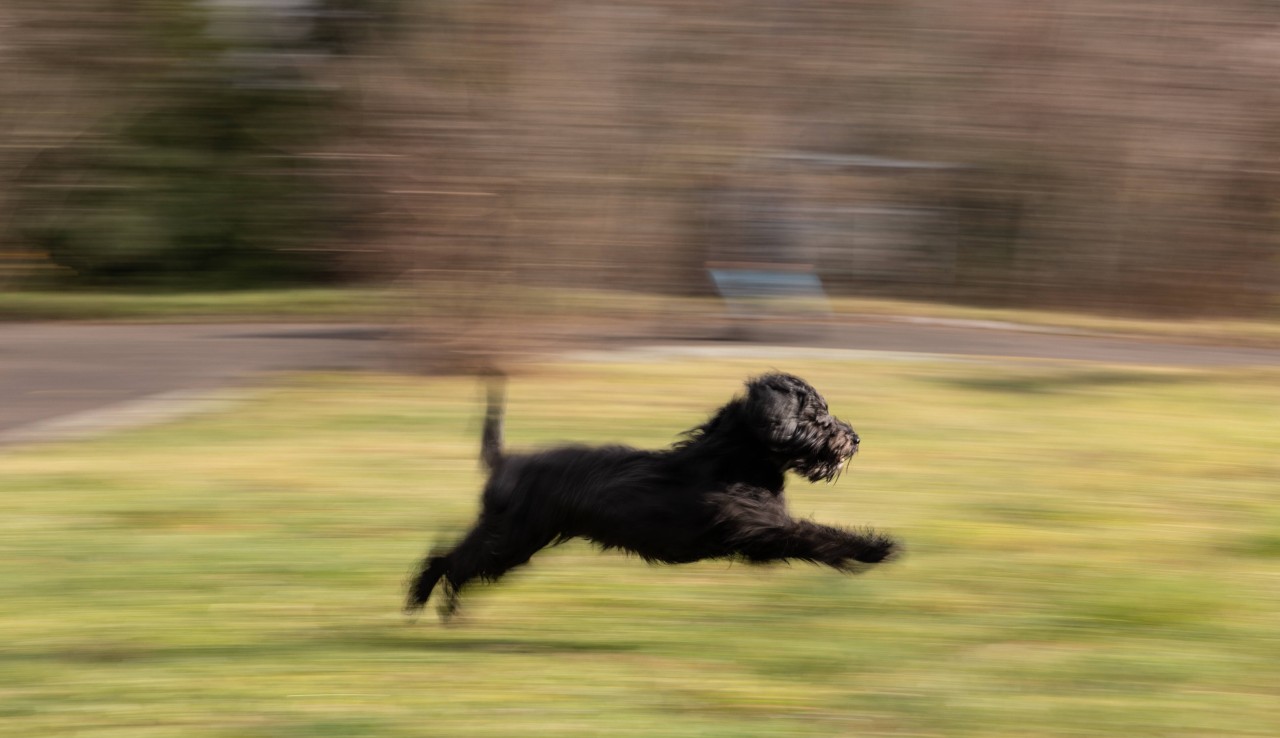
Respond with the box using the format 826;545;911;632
743;373;859;483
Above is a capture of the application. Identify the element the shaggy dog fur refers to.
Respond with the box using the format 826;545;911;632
406;373;898;619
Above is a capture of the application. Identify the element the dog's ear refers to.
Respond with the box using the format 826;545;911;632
744;374;805;450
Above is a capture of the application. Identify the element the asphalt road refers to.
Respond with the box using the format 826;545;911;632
2;319;1277;444
783;317;1280;367
0;323;394;440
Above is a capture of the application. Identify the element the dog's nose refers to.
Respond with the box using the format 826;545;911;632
851;431;860;445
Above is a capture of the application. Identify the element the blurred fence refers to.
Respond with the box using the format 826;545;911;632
2;1;1278;318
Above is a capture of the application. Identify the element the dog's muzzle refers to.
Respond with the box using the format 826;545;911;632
791;420;859;484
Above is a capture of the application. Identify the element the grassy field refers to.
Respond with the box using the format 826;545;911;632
0;288;396;322
3;286;1278;348
2;358;1278;737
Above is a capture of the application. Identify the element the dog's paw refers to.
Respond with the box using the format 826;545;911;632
856;533;901;564
403;585;430;618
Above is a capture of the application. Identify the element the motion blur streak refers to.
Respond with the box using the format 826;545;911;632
3;1;1278;323
2;3;1279;738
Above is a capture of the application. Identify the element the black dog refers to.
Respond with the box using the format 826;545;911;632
406;373;898;619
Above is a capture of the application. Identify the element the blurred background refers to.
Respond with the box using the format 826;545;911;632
3;6;1280;736
3;0;1277;355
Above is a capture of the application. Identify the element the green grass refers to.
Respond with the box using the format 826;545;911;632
823;296;1280;347
514;289;1280;347
2;359;1278;737
0;288;396;322
3;285;1277;347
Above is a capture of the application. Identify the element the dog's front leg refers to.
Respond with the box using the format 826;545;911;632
728;517;898;570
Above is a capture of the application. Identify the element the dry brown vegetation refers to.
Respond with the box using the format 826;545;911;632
3;1;1278;323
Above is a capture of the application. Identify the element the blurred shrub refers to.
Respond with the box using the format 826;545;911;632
3;1;1279;312
17;88;336;286
5;0;385;287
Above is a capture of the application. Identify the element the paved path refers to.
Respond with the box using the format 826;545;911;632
0;323;394;443
2;319;1277;445
809;318;1280;367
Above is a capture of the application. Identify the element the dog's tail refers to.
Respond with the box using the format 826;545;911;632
480;371;506;470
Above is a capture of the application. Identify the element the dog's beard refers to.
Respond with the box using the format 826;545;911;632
792;445;856;483
786;419;859;483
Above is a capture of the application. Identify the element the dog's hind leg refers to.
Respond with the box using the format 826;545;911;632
405;554;450;614
418;517;555;619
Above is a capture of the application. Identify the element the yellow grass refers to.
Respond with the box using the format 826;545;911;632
1;358;1277;737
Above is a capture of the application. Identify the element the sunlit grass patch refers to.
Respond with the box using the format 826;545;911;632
1;359;1278;737
0;288;396;322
